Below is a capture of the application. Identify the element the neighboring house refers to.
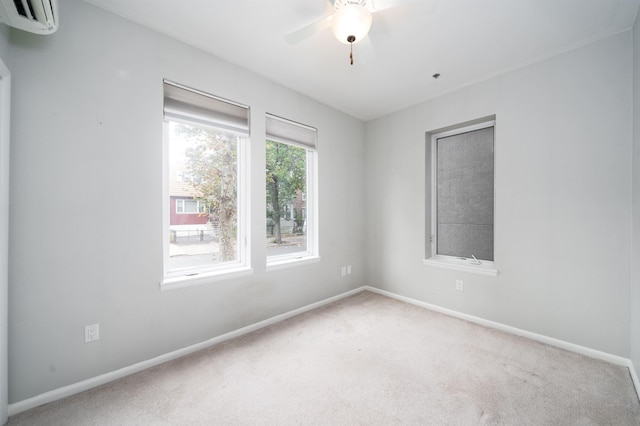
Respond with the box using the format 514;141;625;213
270;189;306;235
293;189;306;232
169;163;211;241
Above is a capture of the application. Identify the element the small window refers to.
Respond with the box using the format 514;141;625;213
265;114;318;268
163;81;251;286
176;199;206;214
424;119;497;276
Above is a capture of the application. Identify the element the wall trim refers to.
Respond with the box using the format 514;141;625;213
628;359;640;401
0;56;10;426
363;286;640;400
363;286;630;365
9;285;639;415
8;286;363;417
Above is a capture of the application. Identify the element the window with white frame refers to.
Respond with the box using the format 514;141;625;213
265;114;318;266
176;199;207;214
424;119;496;276
163;80;250;285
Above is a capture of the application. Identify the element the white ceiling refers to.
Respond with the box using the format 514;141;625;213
81;0;639;121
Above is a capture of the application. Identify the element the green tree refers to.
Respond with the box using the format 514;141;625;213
179;124;238;262
266;140;306;244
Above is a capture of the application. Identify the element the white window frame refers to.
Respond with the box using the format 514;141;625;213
423;119;498;277
175;198;206;214
265;115;319;271
161;81;252;290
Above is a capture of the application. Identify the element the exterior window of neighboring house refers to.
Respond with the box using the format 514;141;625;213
265;114;318;267
162;80;250;288
424;119;497;276
175;199;207;214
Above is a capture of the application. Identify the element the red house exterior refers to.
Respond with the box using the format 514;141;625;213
169;197;209;225
169;164;209;227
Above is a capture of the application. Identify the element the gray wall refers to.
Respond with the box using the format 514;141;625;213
6;0;365;403
365;31;633;357
631;11;640;375
0;25;8;60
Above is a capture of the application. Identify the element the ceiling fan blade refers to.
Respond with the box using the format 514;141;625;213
369;0;437;14
354;35;375;65
369;0;437;38
284;16;332;45
368;0;410;13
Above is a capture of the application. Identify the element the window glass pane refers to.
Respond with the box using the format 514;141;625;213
436;126;494;261
183;199;198;213
266;140;308;257
168;121;239;270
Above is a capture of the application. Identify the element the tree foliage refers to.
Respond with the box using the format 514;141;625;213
178;124;238;262
266;140;306;244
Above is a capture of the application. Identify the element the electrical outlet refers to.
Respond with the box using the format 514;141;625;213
347;265;352;275
455;280;463;291
85;324;100;343
341;266;347;277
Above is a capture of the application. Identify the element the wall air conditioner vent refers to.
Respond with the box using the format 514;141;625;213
0;0;58;34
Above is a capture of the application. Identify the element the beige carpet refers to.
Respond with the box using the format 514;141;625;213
8;291;640;425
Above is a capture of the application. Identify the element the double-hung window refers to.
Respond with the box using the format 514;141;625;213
162;81;250;287
265;114;318;268
424;119;497;276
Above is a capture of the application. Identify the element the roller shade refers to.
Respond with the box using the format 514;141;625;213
436;125;494;261
163;80;249;135
266;114;316;150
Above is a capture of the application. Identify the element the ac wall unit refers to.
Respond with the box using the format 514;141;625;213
0;0;58;34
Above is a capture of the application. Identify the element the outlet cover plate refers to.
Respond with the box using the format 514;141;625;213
85;324;100;343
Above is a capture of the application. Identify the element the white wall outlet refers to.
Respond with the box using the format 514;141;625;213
455;280;464;291
347;265;352;275
341;266;347;277
85;324;100;343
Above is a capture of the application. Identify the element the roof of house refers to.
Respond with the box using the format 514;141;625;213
169;163;201;198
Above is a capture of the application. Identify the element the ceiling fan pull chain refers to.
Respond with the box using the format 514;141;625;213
347;35;356;65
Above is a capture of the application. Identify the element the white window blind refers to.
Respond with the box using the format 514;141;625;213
266;114;317;149
163;80;249;135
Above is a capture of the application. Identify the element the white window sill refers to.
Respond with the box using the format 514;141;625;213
266;255;321;272
422;256;498;277
161;266;253;291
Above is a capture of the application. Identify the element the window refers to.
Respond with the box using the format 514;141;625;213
162;81;251;287
176;199;207;214
265;114;318;267
424;119;497;276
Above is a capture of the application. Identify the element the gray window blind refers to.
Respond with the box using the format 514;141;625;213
163;80;249;135
266;114;316;150
436;126;494;261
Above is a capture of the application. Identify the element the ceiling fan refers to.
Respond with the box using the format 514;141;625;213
284;0;412;65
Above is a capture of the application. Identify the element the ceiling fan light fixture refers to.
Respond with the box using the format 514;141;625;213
330;3;372;45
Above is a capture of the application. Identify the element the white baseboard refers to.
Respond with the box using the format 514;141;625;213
363;286;630;366
627;358;640;400
8;286;363;417
9;285;640;416
363;285;640;400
